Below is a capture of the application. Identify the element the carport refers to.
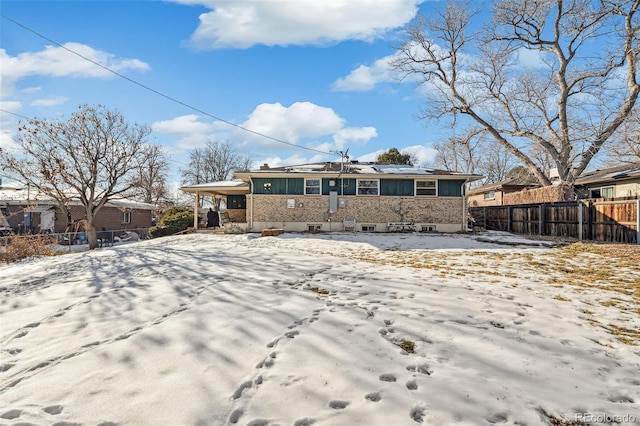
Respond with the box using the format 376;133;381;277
179;181;250;229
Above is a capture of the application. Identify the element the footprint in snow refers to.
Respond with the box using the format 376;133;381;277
365;392;382;402
406;380;418;390
329;400;349;409
379;373;397;382
43;405;63;415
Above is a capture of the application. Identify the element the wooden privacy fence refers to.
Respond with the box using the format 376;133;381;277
469;197;640;244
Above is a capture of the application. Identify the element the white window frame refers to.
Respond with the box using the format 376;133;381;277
484;190;496;200
357;179;379;196
601;186;614;198
121;210;131;224
305;178;321;195
415;180;437;197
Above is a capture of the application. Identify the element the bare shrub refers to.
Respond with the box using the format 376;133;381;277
0;235;58;263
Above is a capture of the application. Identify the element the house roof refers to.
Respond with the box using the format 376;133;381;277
179;180;250;196
0;183;156;210
466;175;540;196
234;162;483;180
574;162;640;186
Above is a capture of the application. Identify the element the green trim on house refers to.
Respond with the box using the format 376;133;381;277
321;178;356;195
250;177;466;197
380;179;414;196
251;178;304;194
437;179;465;197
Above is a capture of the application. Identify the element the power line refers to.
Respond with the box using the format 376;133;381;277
0;108;30;120
0;14;334;156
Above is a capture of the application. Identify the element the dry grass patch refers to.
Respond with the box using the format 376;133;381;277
0;235;58;263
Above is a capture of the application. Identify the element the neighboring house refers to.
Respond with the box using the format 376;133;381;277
0;183;156;233
181;162;482;233
467;176;540;207
574;162;640;199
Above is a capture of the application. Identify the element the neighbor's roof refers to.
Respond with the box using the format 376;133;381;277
234;162;483;180
575;162;640;186
0;183;156;210
466;175;540;196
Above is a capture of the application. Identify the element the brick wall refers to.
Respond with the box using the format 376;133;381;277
247;194;463;225
3;203;152;233
225;209;246;223
503;185;574;205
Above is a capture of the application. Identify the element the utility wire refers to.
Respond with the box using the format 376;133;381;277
0;108;31;120
1;14;334;156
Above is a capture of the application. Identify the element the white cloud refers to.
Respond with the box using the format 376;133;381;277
152;114;222;134
242;102;345;144
0;101;22;113
515;48;548;69
30;96;69;107
332;55;396;92
0;44;150;97
333;127;378;149
21;86;42;94
402;144;437;166
0;122;20;154
154;102;378;161
239;102;378;154
175;0;422;49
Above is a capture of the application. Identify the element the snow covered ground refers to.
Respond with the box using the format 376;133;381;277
1;232;639;426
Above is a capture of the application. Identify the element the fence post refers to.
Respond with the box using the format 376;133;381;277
636;199;639;245
538;205;543;235
483;207;487;230
578;203;583;242
507;206;512;233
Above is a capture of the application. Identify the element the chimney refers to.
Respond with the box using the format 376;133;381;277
260;163;270;170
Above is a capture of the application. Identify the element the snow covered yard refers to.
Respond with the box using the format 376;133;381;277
1;232;639;425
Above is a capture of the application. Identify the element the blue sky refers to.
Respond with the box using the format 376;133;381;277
1;0;465;188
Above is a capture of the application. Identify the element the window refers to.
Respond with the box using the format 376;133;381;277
601;186;614;198
121;211;131;224
484;191;495;200
415;180;437;196
305;179;321;195
361;225;375;232
357;179;379;196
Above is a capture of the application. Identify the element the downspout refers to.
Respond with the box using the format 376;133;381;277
194;190;199;229
461;181;467;232
249;177;254;232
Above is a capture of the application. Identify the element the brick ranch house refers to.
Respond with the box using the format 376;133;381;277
0;182;156;234
180;162;482;233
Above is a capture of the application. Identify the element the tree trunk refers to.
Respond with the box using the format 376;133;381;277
86;221;98;250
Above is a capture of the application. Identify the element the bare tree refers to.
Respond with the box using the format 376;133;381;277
181;139;251;185
605;109;640;164
0;104;151;249
180;139;251;208
432;128;484;173
393;0;640;186
432;127;519;184
132;144;169;204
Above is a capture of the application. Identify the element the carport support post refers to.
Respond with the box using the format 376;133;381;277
194;191;199;230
